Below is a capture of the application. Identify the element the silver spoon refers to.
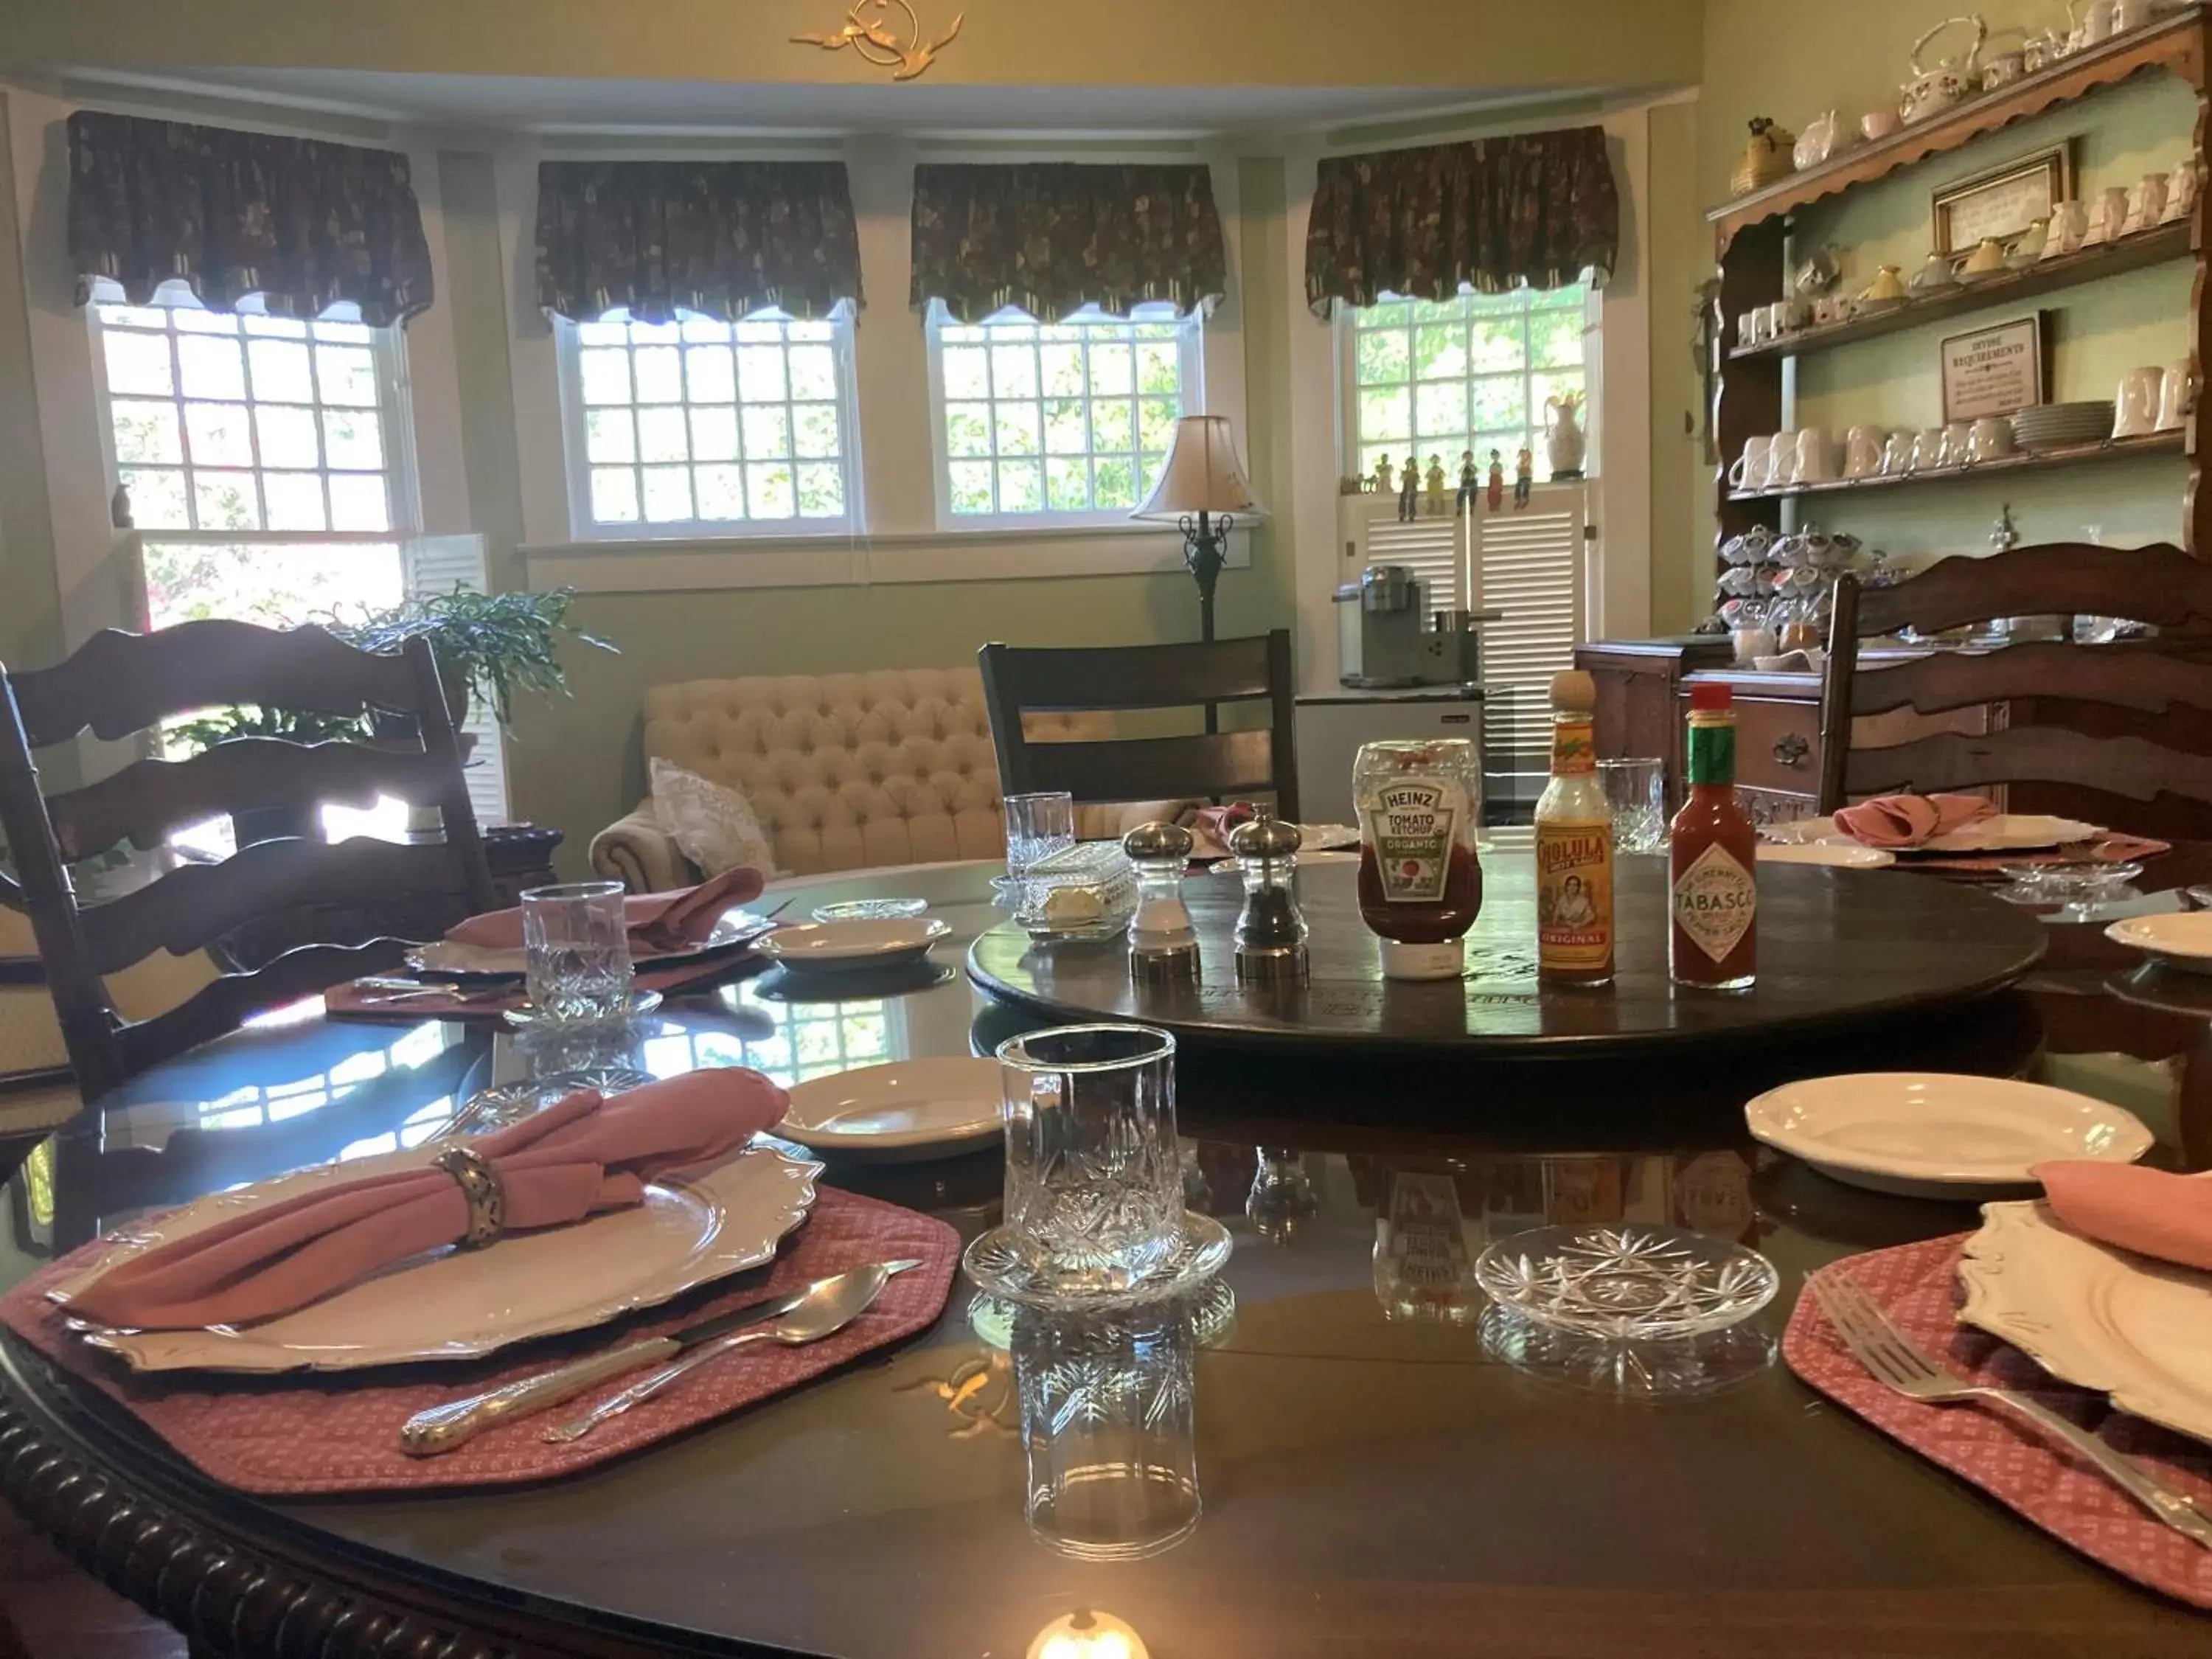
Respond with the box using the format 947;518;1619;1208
540;1260;910;1443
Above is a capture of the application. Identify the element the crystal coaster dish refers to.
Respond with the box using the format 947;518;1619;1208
813;897;931;921
1476;1303;1778;1398
502;990;664;1029
1472;1222;1778;1341
963;1212;1232;1312
966;1278;1239;1352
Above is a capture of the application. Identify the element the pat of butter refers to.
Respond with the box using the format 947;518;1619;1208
1042;886;1106;926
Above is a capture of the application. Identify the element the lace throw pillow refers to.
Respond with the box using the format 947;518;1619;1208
650;758;777;878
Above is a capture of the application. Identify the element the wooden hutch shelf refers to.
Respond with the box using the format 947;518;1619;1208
1725;222;2189;364
1705;2;2211;589
1725;431;2184;502
1708;8;2208;245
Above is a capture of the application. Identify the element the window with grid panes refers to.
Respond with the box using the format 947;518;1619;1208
1347;282;1589;489
927;299;1200;526
94;296;410;633
561;305;858;535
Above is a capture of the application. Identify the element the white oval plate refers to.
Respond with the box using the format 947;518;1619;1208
50;1141;821;1374
407;909;769;980
1961;1197;2212;1447
756;916;952;972
1744;1072;2152;1199
2106;912;2212;976
1755;842;1896;869
778;1056;1002;1161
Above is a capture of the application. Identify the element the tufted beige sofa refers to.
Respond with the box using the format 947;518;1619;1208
588;668;1180;890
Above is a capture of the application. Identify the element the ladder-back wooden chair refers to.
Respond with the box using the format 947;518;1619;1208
1818;543;2212;836
0;620;495;1107
978;630;1301;822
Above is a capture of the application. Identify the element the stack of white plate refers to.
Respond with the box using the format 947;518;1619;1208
2008;401;2115;452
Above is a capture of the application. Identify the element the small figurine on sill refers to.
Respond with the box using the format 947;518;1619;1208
1398;454;1421;522
1514;446;1534;508
1455;450;1479;516
1372;455;1395;496
1423;454;1448;517
1486;450;1505;512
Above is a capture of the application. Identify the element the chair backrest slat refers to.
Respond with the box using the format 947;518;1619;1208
1848;640;2212;721
1008;731;1278;807
1853;542;2212;639
75;837;475;973
48;741;456;861
9;620;429;747
1818;544;2212;825
114;938;414;1079
987;636;1279;710
0;621;496;1106
978;630;1301;821
1846;726;2212;803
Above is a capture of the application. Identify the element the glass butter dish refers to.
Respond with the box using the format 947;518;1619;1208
992;841;1138;941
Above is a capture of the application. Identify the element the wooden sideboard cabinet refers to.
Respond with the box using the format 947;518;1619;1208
1575;640;1989;824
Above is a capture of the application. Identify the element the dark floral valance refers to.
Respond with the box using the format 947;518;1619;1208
535;160;862;324
910;163;1227;323
66;111;433;327
1304;127;1619;316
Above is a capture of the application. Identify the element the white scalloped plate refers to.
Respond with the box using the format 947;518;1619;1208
1761;813;2102;853
1744;1073;2152;1197
1958;1197;2212;1447
49;1141;821;1374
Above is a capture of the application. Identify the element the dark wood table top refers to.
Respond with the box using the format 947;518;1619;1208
968;853;2048;1055
6;854;2212;1658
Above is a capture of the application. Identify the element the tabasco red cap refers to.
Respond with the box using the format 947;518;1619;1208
1688;682;1734;712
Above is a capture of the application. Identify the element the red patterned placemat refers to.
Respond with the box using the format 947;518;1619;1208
1787;1234;2212;1607
0;1186;956;1496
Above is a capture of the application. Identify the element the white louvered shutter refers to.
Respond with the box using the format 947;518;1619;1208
1467;485;1587;793
401;535;510;828
1336;490;1468;616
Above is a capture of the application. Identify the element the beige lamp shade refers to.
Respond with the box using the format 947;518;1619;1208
1132;414;1266;520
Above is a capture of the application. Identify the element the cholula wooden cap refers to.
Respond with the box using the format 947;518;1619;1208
1549;669;1596;712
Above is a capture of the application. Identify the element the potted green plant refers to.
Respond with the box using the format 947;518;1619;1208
171;588;616;845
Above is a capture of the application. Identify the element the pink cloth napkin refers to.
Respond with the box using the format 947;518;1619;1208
444;867;764;955
1832;793;1995;849
2031;1163;2212;1272
1189;802;1257;853
57;1069;787;1330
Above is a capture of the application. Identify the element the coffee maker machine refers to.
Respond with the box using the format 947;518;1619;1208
1334;565;1486;689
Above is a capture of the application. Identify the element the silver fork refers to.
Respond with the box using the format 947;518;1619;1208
1809;1271;2212;1548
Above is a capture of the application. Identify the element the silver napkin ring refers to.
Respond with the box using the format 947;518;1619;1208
433;1145;506;1249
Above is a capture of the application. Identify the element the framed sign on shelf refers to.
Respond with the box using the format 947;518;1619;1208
1932;145;2071;255
1938;313;2050;423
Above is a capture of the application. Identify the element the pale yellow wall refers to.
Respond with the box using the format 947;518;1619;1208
0;91;62;672
1646;97;1705;635
1691;1;2199;611
0;0;1703;91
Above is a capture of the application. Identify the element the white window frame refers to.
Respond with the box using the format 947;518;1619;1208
552;304;863;543
923;299;1206;533
1336;281;1597;487
87;285;422;558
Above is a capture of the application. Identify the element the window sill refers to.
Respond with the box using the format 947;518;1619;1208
522;523;1251;593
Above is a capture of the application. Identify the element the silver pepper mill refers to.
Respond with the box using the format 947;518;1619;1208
1121;821;1199;984
1226;809;1308;984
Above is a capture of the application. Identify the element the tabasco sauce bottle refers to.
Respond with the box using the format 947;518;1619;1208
1670;682;1758;989
1535;670;1614;985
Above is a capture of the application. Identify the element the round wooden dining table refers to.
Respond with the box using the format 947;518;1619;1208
4;849;2212;1658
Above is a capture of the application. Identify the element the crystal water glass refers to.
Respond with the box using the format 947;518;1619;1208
998;1023;1183;1293
1598;757;1667;855
1004;790;1077;879
1014;1300;1201;1560
521;881;634;1025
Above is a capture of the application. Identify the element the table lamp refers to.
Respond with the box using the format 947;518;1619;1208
1132;414;1265;642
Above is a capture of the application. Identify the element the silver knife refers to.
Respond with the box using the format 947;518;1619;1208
398;1259;922;1456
